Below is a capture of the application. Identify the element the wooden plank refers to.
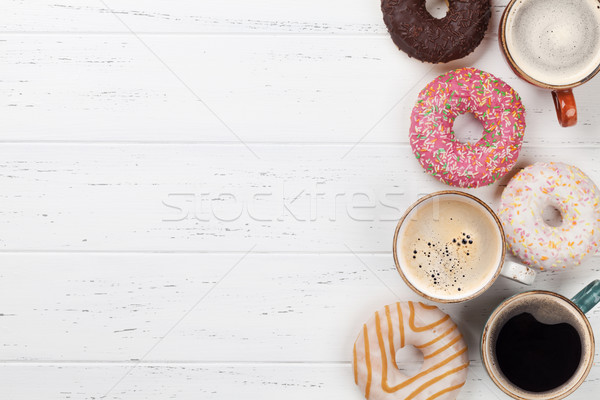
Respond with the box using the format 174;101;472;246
1;362;566;400
1;253;598;362
2;35;600;144
4;3;599;399
2;0;384;34
0;144;598;252
4;361;598;399
2;0;511;35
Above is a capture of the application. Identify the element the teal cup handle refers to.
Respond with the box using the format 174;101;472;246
571;279;600;314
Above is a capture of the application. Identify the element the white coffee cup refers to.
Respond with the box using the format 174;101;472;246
393;191;536;303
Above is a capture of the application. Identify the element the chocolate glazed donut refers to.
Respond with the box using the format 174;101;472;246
381;0;491;63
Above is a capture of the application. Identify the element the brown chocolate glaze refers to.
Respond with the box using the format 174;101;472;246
382;0;491;63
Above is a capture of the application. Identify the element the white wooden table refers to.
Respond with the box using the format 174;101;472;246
1;1;599;399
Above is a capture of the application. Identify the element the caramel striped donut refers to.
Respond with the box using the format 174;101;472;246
353;302;469;400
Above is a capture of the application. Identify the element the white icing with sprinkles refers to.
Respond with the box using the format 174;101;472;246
498;162;600;269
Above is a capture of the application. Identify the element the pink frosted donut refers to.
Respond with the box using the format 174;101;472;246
498;162;600;270
410;68;526;188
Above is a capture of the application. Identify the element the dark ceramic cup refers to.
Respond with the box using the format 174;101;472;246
481;280;600;399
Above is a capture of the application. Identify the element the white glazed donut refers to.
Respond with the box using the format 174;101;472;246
498;162;600;270
353;302;469;400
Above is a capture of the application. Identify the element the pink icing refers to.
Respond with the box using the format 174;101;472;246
409;68;526;188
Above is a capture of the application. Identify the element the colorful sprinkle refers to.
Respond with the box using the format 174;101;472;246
409;68;526;188
498;162;600;269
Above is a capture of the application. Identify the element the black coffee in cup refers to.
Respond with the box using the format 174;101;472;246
482;289;598;400
495;312;582;392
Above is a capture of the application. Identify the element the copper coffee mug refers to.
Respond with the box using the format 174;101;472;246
499;0;600;127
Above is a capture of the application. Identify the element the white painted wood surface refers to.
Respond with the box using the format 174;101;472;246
2;35;600;144
1;1;599;399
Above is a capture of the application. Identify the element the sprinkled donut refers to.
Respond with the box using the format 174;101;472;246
353;302;469;400
498;162;600;270
410;68;526;188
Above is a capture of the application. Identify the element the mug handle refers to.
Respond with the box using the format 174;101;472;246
571;280;600;314
499;260;536;285
551;89;577;127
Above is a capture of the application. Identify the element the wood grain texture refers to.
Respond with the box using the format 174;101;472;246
2;361;598;400
0;144;598;252
0;253;598;362
3;1;600;398
1;34;599;143
2;0;511;34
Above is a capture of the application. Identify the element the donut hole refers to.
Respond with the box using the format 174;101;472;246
395;345;425;377
542;204;563;227
425;0;449;19
452;113;484;144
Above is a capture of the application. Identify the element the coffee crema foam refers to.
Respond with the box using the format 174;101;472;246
398;195;503;300
505;0;600;86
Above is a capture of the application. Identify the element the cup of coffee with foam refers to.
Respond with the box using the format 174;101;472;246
392;191;536;303
499;0;600;127
481;280;600;399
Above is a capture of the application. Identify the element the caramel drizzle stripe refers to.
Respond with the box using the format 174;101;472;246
375;312;468;393
425;382;466;400
418;302;438;310
353;342;358;384
375;311;389;392
408;301;450;332
385;305;396;366
363;324;372;399
396;302;405;348
423;334;463;360
414;325;457;349
406;364;469;400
